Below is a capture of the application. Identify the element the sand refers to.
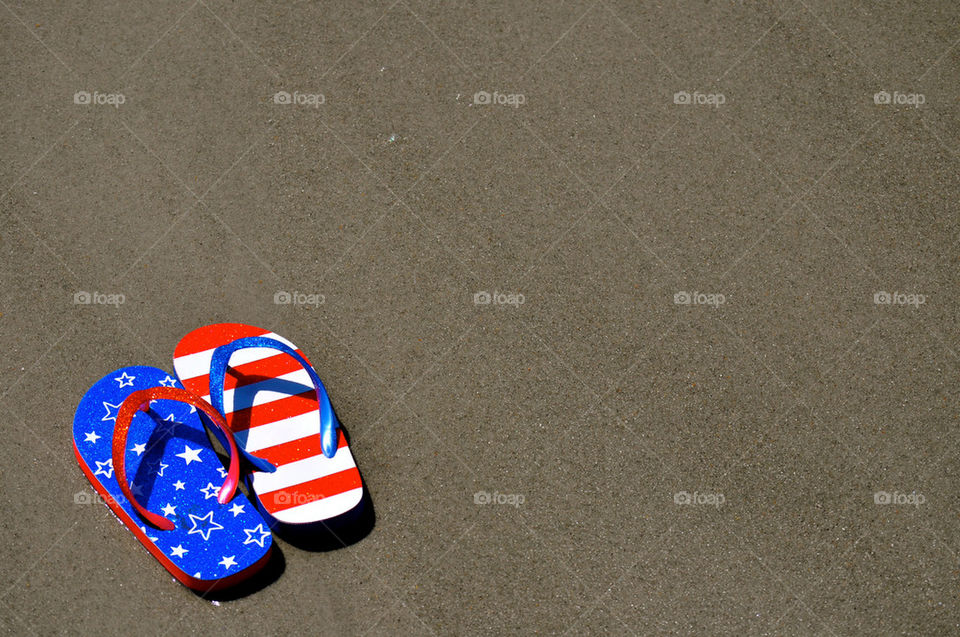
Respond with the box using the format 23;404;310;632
1;1;958;634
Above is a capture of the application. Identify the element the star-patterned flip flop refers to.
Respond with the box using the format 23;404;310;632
173;324;364;526
73;366;274;591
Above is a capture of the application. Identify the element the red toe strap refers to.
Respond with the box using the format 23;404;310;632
111;387;241;531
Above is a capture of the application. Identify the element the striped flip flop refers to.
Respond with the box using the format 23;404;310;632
73;367;274;591
173;324;364;526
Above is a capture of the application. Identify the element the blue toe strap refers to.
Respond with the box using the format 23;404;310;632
208;336;340;460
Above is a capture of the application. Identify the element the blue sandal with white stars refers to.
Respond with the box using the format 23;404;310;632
73;366;274;591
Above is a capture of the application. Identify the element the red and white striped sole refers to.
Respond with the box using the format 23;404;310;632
173;323;363;524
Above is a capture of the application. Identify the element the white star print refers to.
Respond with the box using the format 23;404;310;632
138;525;158;542
228;502;245;517
161;503;177;517
175;445;202;465
130;443;146;456
158;375;177;387
101;401;121;422
93;459;114;479
199;482;220;500
156;462;168;477
186;511;224;541
159;414;178;436
130;483;144;497
170;544;188;558
173;480;186;491
114;372;135;388
216;467;228;478
84;431;101;443
242;524;271;548
218;555;237;570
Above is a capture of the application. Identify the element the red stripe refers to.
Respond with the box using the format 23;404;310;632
221;391;319;432
180;351;311;396
252;430;348;466
174;323;270;358
259;468;363;512
176;327;326;436
180;375;209;396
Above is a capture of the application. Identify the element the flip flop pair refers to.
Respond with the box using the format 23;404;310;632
74;324;364;591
